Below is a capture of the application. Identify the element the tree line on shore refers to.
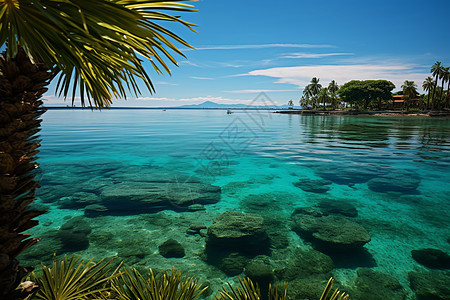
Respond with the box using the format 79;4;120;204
290;61;450;111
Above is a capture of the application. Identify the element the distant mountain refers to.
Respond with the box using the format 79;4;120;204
177;101;283;109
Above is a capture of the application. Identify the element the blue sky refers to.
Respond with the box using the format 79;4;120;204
47;0;450;107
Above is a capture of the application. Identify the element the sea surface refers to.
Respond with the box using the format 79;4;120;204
20;109;450;299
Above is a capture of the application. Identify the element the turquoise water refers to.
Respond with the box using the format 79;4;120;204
21;109;450;298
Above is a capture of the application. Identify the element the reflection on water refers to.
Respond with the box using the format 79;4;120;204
20;110;450;299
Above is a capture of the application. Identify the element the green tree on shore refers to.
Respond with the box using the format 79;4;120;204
302;77;322;109
0;1;196;298
439;67;449;107
288;99;294;109
401;80;418;110
430;61;444;109
328;80;340;109
422;76;435;109
318;87;329;110
338;80;394;110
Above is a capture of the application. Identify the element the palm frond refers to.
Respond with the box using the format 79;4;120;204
30;254;119;300
0;0;197;108
216;277;287;300
319;278;349;300
111;267;207;300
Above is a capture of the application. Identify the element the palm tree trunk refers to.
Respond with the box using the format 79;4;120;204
439;78;446;110
0;48;50;299
431;76;439;110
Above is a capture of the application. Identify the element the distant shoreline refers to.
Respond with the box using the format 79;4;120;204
274;109;450;117
43;106;276;110
43;106;450;117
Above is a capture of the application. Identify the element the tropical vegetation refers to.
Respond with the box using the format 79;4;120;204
296;61;450;111
23;255;349;300
300;77;342;110
0;0;196;298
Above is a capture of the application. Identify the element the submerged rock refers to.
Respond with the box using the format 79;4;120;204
293;178;332;193
218;253;249;276
292;214;371;251
186;223;207;235
241;192;296;215
158;239;185;258
368;170;421;194
84;204;108;217
317;199;358;218
409;271;450;300
280;248;334;281
59;192;100;209
316;165;386;186
287;275;342;300
244;259;274;287
57;216;92;252
412;248;450;269
353;269;407;300
100;177;220;214
206;211;269;254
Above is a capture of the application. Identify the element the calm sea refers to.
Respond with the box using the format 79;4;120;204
21;109;450;298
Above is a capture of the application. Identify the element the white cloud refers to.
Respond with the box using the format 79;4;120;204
178;60;200;67
281;52;354;59
184;43;335;51
248;64;429;91
155;81;178;86
225;89;299;93
190;76;214;80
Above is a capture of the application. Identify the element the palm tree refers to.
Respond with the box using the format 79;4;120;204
401;80;418;110
328;80;339;110
288;99;294;109
422;76;435;110
318;87;329;110
430;61;444;110
0;1;195;298
439;67;450;108
309;77;322;109
299;85;311;109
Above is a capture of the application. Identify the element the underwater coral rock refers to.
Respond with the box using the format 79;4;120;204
412;248;450;269
159;239;185;258
100;180;220;214
280;248;334;281
316;164;386;186
317;199;358;218
353;268;407;300
244;259;275;287
368;170;421;194
206;211;269;253
292;214;371;251
218;253;249;276
293;178;332;193
186;223;207;235
409;271;450;300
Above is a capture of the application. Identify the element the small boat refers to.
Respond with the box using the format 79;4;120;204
226;110;233;114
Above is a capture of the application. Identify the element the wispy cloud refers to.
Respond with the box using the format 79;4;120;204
134;95;260;105
155;81;178;86
190;76;214;80
179;60;200;67
248;64;429;91
281;52;354;59
225;89;299;93
184;43;335;51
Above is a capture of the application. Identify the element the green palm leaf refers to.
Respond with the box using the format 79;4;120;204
31;254;119;300
111;267;207;300
319;278;349;300
0;0;196;108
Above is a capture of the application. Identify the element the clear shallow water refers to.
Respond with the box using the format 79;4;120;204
21;109;450;298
